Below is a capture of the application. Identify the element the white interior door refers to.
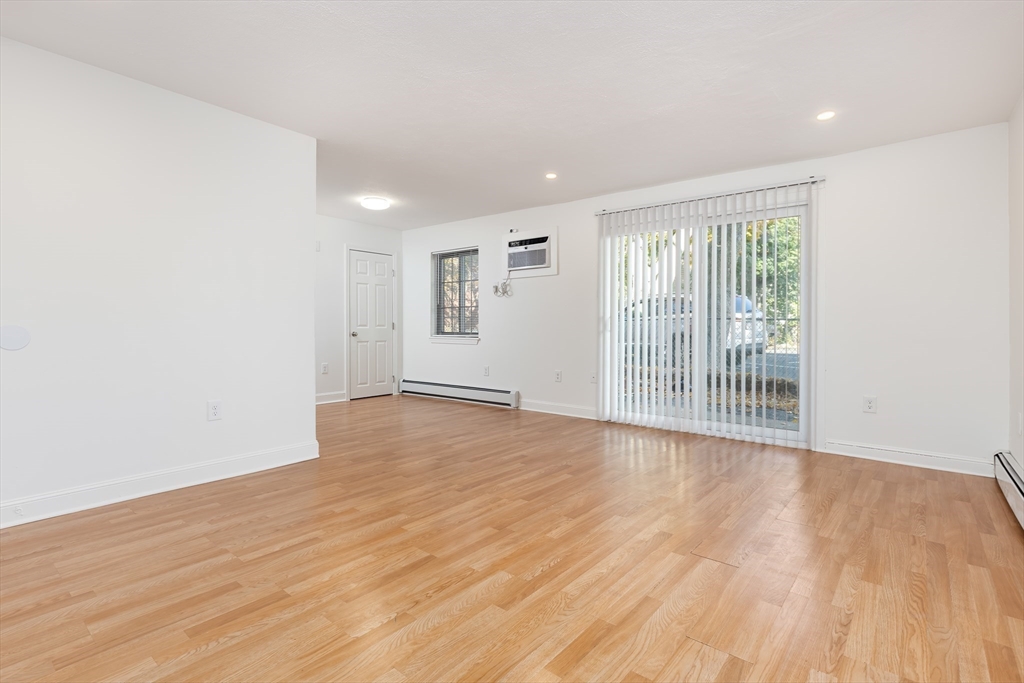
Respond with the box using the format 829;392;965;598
349;250;394;399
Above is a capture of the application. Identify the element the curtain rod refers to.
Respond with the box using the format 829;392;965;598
594;176;825;216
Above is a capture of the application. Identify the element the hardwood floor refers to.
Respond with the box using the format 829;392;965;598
1;395;1022;682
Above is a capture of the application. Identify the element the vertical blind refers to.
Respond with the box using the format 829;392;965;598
597;179;822;447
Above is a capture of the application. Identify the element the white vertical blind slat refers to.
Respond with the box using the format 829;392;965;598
654;215;663;426
694;199;706;435
683;203;694;428
727;193;737;439
639;226;649;425
660;218;667;427
720;194;729;436
622;211;630;422
753;190;762;440
631;223;639;425
760;188;769;443
674;203;684;429
650;212;659;426
660;216;671;427
664;221;672;426
598;214;602;419
739;196;749;440
712;196;719;436
771;185;780;446
615;210;625;422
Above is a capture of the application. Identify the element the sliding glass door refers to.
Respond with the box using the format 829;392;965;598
597;181;819;446
703;208;805;440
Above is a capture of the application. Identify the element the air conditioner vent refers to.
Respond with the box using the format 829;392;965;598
509;249;548;269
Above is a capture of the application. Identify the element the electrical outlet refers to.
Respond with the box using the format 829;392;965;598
207;400;223;421
321;363;329;375
14;506;24;517
863;395;877;414
554;370;562;383
590;372;597;384
483;365;490;376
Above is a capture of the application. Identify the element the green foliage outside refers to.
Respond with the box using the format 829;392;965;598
706;216;801;348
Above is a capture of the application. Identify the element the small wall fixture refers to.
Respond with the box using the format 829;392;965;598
360;196;392;210
816;111;836;121
0;325;31;351
545;173;557;180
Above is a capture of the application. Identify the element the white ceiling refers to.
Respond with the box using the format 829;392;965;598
1;1;1021;230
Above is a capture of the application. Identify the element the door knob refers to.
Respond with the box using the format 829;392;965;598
351;331;358;337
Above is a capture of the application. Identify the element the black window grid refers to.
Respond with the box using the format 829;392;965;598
434;249;479;336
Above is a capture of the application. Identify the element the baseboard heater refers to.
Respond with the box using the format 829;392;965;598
400;380;520;409
995;451;1024;530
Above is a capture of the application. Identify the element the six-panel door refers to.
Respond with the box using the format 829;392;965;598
349;250;394;399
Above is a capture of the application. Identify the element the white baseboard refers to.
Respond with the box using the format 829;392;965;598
316;391;348;405
520;399;597;421
0;441;319;529
823;439;993;477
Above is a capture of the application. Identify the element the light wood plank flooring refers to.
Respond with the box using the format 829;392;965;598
2;395;1022;682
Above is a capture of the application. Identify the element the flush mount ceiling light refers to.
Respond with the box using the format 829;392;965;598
545;173;557;179
360;196;391;210
816;110;836;121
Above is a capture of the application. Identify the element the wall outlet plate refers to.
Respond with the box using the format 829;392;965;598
207;400;223;421
863;396;877;414
321;363;329;374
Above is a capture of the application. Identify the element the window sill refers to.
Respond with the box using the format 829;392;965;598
430;336;480;345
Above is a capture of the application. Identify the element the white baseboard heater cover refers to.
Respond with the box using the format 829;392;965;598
400;380;520;408
995;452;1024;530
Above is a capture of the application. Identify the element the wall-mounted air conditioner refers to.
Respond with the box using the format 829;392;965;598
502;228;558;279
507;235;550;271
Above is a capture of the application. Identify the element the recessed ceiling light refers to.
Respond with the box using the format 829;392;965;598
545;172;557;179
360;196;391;210
816;111;836;121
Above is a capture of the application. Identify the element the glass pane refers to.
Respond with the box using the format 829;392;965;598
464;305;479;334
442;281;458;308
748;216;801;431
442;309;457;334
691;217;801;432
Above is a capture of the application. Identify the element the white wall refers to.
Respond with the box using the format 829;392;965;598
1009;92;1024;474
0;39;318;527
315;214;402;404
403;124;1010;475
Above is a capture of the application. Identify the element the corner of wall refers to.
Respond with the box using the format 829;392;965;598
1007;91;1024;473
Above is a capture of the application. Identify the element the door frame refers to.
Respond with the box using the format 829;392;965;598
345;245;399;399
